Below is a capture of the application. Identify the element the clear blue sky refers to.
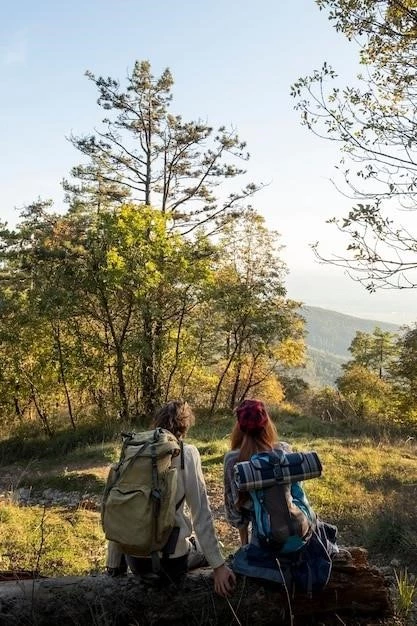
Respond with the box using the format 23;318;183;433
1;0;415;324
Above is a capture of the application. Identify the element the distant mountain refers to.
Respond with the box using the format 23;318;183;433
298;306;401;387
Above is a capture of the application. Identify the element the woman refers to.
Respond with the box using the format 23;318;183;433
224;398;291;546
107;400;236;597
223;398;338;587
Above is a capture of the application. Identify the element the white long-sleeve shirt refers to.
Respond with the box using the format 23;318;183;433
107;442;224;569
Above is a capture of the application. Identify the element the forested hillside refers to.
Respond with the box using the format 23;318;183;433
300;306;400;387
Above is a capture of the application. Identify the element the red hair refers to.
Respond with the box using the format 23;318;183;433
230;412;279;509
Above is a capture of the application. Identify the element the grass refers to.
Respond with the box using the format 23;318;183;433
27;471;105;494
0;504;105;575
394;568;416;622
0;410;417;578
0;417;122;465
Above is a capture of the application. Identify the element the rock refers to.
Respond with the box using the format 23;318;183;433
11;487;31;503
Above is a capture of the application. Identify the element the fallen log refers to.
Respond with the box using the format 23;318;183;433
0;571;45;582
0;547;393;625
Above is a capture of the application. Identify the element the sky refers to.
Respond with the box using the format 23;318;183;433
1;0;416;325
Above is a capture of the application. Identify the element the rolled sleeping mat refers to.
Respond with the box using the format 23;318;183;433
234;450;322;492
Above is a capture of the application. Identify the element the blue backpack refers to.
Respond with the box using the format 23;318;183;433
233;449;335;593
234;449;320;553
231;523;335;594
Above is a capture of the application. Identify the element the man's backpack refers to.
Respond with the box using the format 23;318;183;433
234;449;321;553
101;428;183;567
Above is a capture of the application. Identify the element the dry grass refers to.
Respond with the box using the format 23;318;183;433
0;412;417;578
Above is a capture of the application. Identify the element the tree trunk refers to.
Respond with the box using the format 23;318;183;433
98;288;131;421
141;306;158;418
0;548;393;626
210;337;240;415
30;392;53;438
114;344;129;421
165;292;188;401
229;360;242;409
52;321;76;430
12;397;24;422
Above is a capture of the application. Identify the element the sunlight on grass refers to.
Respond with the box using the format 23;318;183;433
0;504;105;575
28;471;105;494
1;413;417;576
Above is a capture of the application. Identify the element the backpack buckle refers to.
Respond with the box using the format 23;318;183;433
273;464;284;481
151;488;161;502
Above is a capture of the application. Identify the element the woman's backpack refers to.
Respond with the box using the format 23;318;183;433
234;449;321;553
232;520;336;594
101;428;183;570
233;449;335;594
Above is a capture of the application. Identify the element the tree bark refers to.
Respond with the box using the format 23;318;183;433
97;285;132;421
165;290;189;401
209;332;241;415
52;321;76;430
229;351;243;409
141;306;158;418
0;548;393;626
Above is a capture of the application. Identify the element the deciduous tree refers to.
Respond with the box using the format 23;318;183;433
390;323;417;405
292;0;417;290
347;327;398;378
208;211;304;413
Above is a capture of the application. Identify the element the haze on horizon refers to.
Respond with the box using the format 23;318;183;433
1;0;416;326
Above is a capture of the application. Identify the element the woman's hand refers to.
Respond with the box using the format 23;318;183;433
213;563;236;597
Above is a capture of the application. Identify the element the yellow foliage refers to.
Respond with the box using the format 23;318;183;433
274;337;305;368
255;374;284;404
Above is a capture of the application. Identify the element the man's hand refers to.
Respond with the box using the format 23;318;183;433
213;563;236;597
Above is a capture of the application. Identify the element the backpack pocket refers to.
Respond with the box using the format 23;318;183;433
103;485;153;555
156;468;178;546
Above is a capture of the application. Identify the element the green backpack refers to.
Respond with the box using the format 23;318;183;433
101;428;183;566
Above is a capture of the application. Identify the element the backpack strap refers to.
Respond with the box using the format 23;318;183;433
161;440;185;559
151;432;185;569
176;440;185;510
276;485;298;538
180;440;184;469
150;440;162;573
